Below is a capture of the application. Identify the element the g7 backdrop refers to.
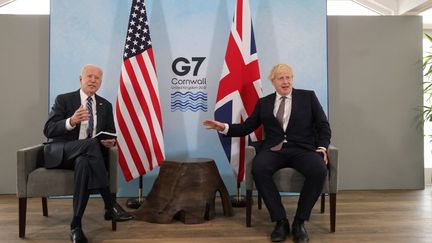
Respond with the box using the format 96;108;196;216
49;0;328;196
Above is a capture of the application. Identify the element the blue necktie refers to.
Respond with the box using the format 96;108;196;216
86;96;94;138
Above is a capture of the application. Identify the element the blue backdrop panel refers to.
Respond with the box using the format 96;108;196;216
50;0;328;196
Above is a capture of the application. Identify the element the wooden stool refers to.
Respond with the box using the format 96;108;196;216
134;158;233;224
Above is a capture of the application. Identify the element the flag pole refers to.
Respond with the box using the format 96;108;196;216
230;182;246;207
126;175;144;209
138;175;144;203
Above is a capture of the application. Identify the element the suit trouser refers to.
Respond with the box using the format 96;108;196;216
251;143;327;222
56;138;109;218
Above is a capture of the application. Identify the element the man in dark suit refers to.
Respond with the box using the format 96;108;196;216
203;64;331;243
43;64;134;243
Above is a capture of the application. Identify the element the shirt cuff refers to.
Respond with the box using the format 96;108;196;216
65;118;76;131
318;146;327;151
219;123;229;135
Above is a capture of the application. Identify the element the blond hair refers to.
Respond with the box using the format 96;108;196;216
268;64;294;81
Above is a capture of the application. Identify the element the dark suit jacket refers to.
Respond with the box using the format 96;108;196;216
227;89;331;151
43;89;116;168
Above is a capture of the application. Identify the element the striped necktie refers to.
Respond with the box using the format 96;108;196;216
86;96;94;138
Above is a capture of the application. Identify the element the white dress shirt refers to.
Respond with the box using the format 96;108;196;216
65;89;97;139
273;92;292;131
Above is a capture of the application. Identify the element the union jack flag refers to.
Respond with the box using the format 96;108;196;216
115;0;165;181
215;0;262;184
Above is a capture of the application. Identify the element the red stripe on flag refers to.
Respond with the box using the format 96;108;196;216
236;0;243;40
135;54;164;162
139;51;163;130
216;35;260;111
122;60;154;170
116;82;149;173
117;144;132;181
147;48;157;79
117;124;146;178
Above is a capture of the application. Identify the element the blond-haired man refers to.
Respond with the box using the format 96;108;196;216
204;64;331;243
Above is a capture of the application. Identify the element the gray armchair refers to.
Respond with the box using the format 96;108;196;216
244;145;339;232
16;144;118;238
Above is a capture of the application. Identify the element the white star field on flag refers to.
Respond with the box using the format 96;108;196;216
123;0;152;59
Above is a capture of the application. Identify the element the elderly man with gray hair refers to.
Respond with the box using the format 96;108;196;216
43;64;134;243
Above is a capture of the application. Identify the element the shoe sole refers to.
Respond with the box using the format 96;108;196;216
104;216;135;221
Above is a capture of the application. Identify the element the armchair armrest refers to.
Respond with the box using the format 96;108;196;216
245;146;256;191
327;145;339;193
16;144;44;198
108;146;118;193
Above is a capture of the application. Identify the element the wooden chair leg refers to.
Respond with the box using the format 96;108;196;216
257;193;262;210
218;188;234;217
42;197;48;216
112;219;117;231
330;193;336;232
246;190;252;227
111;193;117;231
320;193;325;213
19;198;27;238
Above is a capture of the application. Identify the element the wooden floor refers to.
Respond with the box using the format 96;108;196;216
2;188;432;243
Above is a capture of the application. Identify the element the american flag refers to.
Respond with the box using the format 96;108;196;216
215;0;262;184
115;0;165;182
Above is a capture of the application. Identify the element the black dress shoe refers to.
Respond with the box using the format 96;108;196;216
104;202;135;221
292;221;309;243
70;227;88;243
270;218;290;242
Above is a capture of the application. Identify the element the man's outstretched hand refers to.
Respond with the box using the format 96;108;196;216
202;119;225;132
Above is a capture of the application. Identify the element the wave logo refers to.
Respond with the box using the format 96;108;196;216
171;91;207;112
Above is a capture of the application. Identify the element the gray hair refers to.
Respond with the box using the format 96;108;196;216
80;64;103;79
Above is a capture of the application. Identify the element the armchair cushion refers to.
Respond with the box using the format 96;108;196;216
244;145;339;193
27;168;74;197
